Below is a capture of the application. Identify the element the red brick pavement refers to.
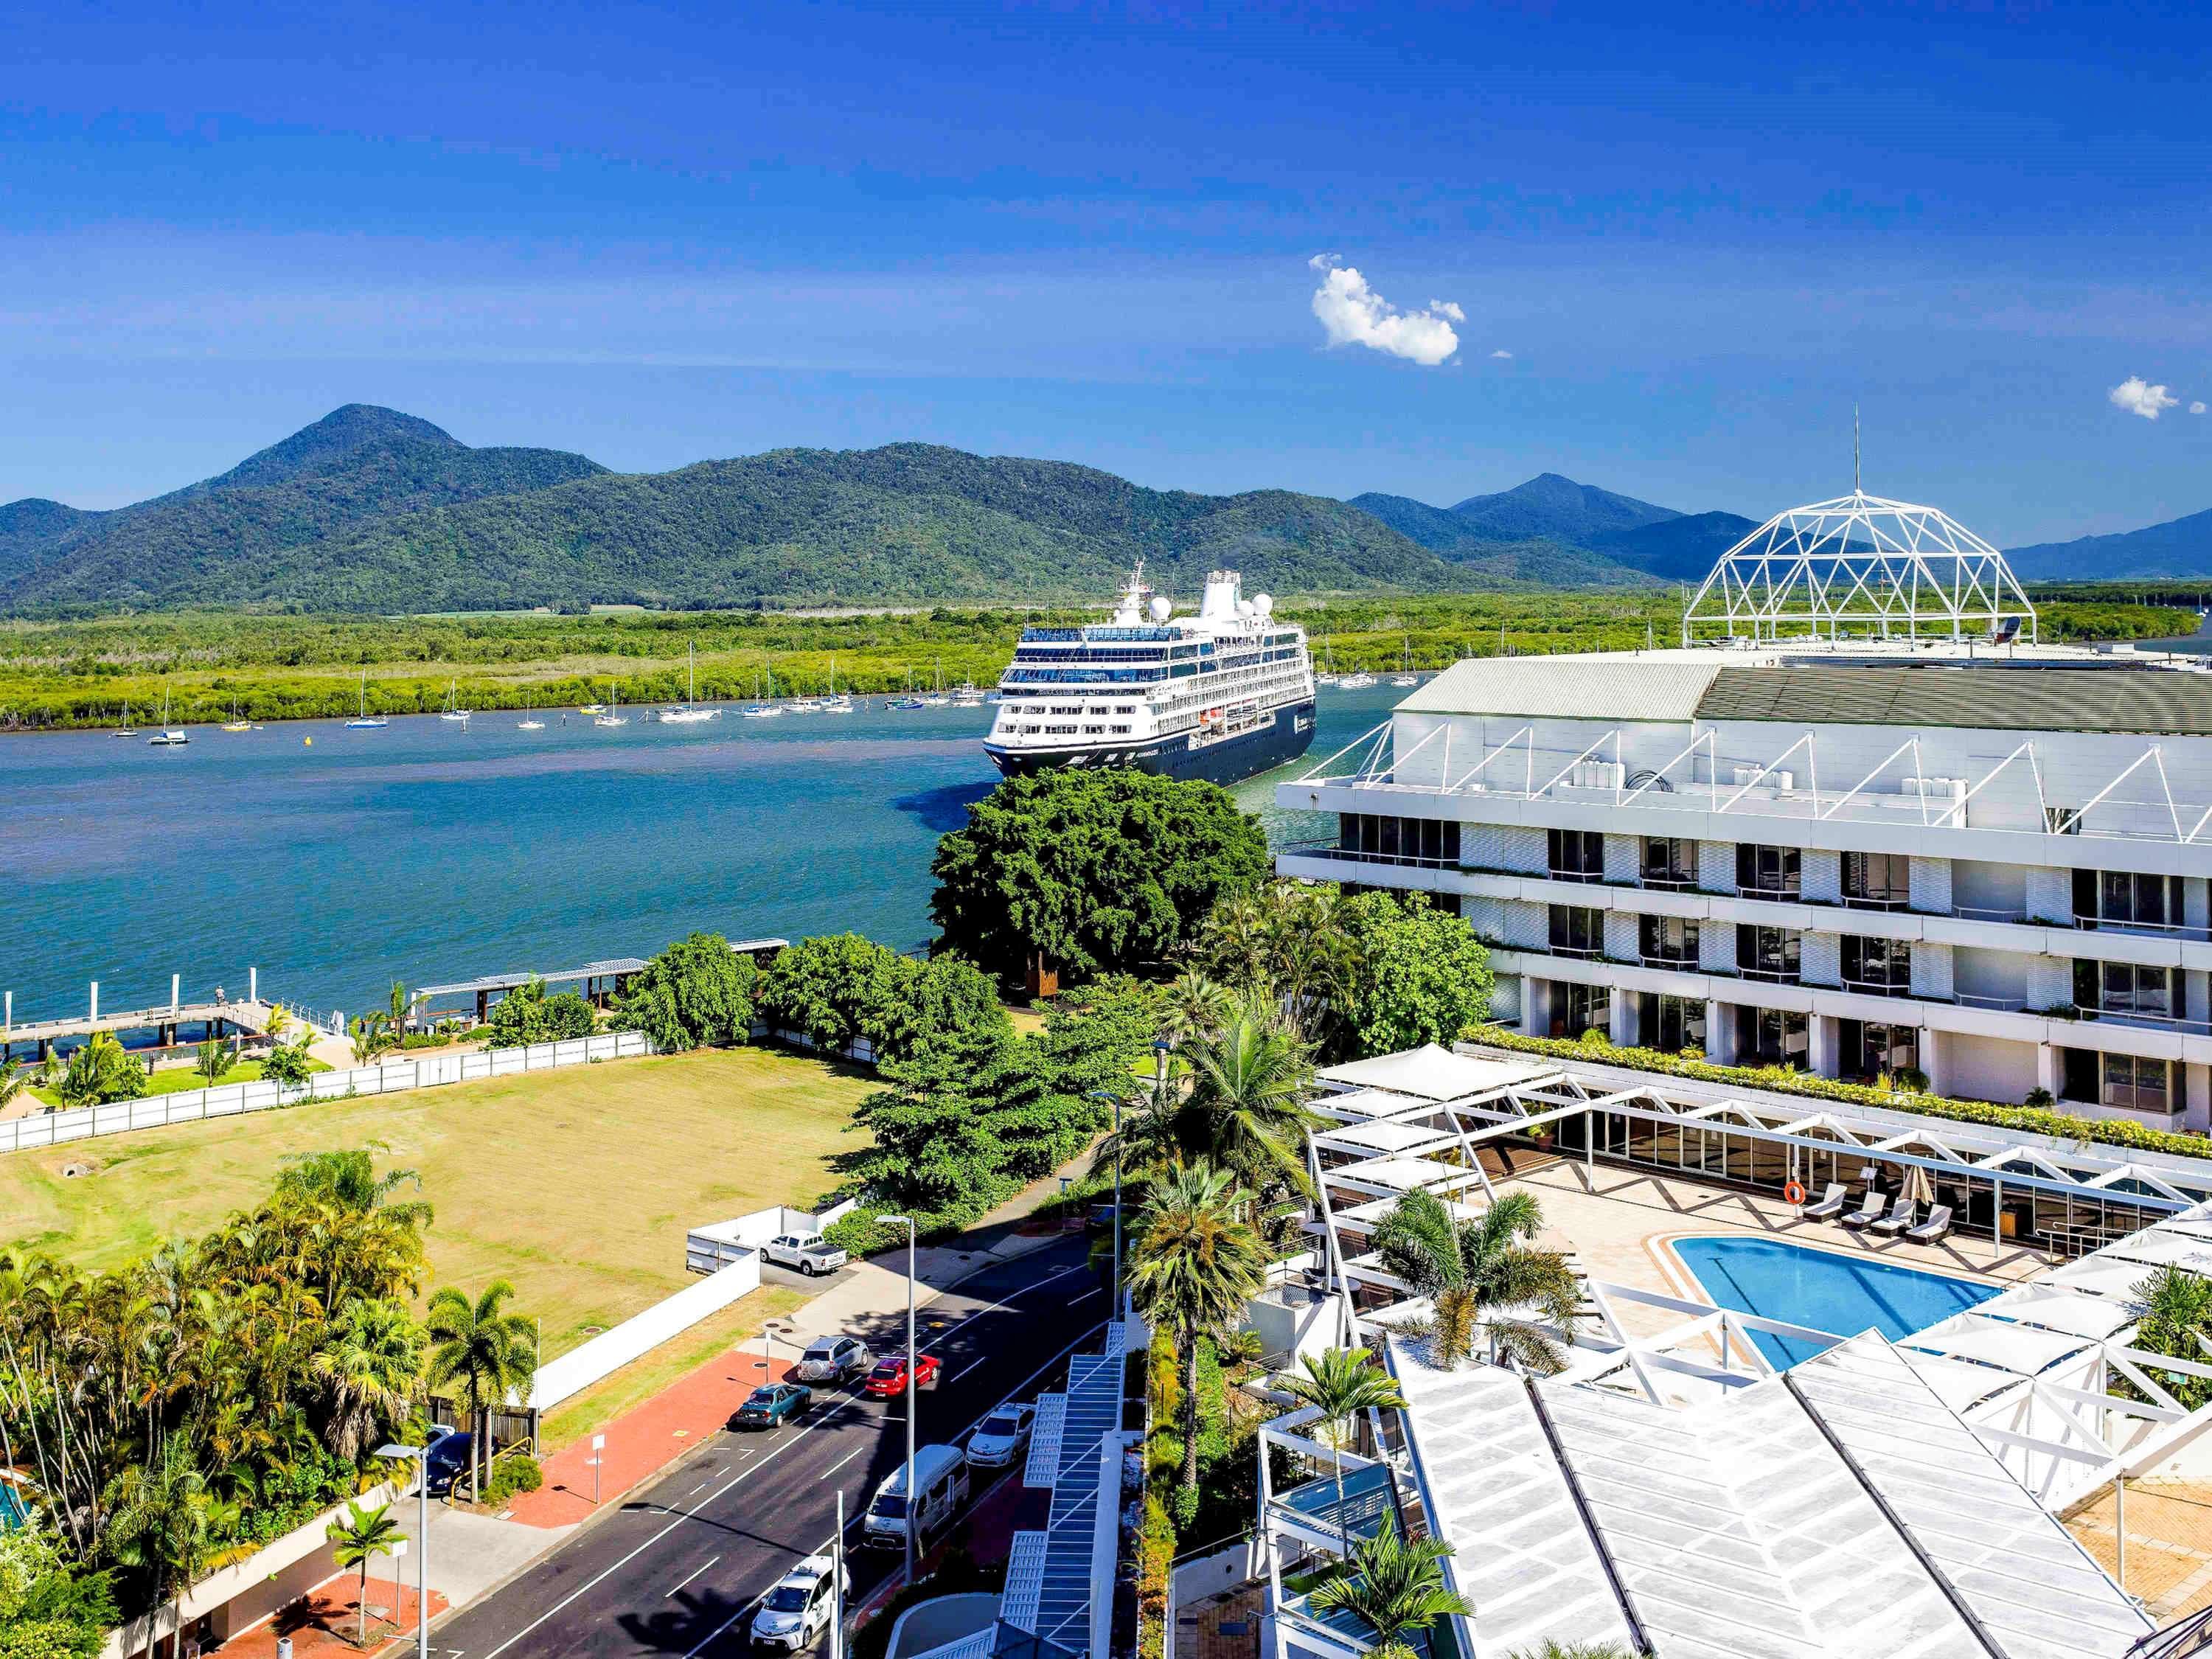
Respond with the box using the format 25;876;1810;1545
218;1575;449;1658
504;1349;795;1528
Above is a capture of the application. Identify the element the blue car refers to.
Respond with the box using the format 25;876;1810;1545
729;1382;813;1430
423;1428;473;1495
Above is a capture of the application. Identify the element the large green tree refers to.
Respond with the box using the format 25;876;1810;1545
929;771;1271;984
613;932;759;1051
0;1521;116;1659
756;933;913;1055
1332;890;1493;1058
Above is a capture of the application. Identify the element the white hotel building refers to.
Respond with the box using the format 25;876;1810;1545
1276;489;2212;1129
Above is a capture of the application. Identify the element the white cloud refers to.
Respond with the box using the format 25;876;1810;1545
1490;348;1513;359
2110;376;2180;420
1307;255;1461;366
2194;401;2208;415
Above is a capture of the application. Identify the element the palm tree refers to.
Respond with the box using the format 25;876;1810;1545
1159;968;1237;1049
384;978;413;1041
194;1038;234;1087
2132;1265;2212;1408
1279;1347;1408;1552
1509;1644;1636;1659
425;1280;538;1501
348;1015;385;1066
313;1297;425;1462
1126;1161;1268;1487
0;1060;25;1113
1371;1188;1580;1371
327;1498;403;1645
105;1436;215;1659
1175;998;1318;1192
1307;1531;1472;1653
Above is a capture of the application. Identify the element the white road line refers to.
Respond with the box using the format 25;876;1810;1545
948;1355;987;1383
665;1557;720;1598
919;1264;1090;1354
688;1480;710;1495
1066;1287;1102;1304
818;1442;868;1481
477;1399;857;1659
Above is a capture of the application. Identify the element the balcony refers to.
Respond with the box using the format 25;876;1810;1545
1284;839;1458;872
1842;976;1915;1001
1642;951;1701;970
1267;1462;1400;1550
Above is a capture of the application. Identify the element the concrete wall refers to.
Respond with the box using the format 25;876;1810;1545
1945;1032;2040;1105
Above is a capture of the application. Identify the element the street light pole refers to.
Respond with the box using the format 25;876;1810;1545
882;1214;917;1587
376;1442;429;1659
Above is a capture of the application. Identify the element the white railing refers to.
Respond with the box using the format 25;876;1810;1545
0;1031;652;1155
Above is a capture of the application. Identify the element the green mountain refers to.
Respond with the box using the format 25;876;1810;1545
0;406;607;611
2006;508;2212;581
1587;510;1761;582
1349;474;1682;585
0;414;1495;613
1449;473;1680;544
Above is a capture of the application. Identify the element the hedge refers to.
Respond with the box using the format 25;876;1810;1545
1467;1024;2212;1162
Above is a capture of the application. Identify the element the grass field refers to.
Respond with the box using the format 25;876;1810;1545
0;1045;874;1357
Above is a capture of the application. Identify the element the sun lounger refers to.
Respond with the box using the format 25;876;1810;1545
1840;1191;1889;1230
1799;1182;1848;1220
1907;1204;1955;1245
1871;1200;1917;1237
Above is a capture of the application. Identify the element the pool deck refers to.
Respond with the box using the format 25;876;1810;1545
1508;1159;2062;1345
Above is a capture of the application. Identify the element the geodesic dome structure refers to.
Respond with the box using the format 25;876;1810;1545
1681;489;2037;644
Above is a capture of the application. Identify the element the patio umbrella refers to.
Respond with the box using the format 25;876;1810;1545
1904;1164;1935;1210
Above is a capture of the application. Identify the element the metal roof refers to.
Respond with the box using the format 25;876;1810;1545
1695;663;2212;735
1396;657;1727;723
414;959;648;999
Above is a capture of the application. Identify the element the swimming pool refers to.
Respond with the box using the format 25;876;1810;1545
1672;1236;2001;1368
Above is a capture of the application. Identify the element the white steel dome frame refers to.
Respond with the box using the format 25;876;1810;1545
1680;488;2038;645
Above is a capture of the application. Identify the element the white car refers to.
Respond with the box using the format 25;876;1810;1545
965;1402;1036;1469
751;1554;846;1651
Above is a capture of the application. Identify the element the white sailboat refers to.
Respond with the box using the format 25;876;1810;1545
111;700;137;737
819;655;854;714
1390;637;1418;688
147;686;189;745
919;659;950;707
439;679;472;723
658;644;720;723
345;670;387;729
740;665;782;719
594;681;628;726
517;699;546;730
1315;641;1340;686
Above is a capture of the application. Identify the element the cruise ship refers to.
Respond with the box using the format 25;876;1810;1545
982;568;1318;785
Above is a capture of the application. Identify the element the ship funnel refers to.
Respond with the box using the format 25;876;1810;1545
1199;570;1241;621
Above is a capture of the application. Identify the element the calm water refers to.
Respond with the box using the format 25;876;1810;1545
1;686;1405;1023
1674;1235;1998;1368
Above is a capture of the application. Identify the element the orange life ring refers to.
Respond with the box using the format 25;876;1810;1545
1783;1179;1807;1206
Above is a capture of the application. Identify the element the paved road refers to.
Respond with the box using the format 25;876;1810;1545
428;1236;1107;1659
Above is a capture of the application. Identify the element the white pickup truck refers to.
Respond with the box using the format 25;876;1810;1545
760;1232;849;1276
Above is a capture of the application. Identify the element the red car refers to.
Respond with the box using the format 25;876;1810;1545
865;1353;942;1397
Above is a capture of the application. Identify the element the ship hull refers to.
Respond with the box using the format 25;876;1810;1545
984;701;1316;786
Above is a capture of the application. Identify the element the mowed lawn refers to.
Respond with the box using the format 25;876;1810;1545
0;1046;873;1357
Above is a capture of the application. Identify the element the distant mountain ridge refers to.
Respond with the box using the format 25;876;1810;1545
2006;508;2212;582
0;408;1504;613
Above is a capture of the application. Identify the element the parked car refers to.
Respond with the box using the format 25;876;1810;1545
422;1427;473;1496
748;1557;841;1655
965;1402;1035;1469
751;1553;847;1650
864;1353;942;1397
861;1444;970;1548
793;1335;872;1384
728;1381;813;1430
761;1233;849;1276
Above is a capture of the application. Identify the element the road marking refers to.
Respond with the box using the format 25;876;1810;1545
818;1442;868;1481
948;1355;987;1383
666;1557;720;1598
919;1264;1090;1354
680;1591;763;1659
688;1480;710;1495
1067;1287;1102;1305
476;1399;858;1659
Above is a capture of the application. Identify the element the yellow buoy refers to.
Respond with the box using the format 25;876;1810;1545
304;736;313;745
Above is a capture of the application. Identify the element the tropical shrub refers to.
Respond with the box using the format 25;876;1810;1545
612;932;758;1051
56;1032;148;1108
1332;890;1493;1057
482;980;596;1048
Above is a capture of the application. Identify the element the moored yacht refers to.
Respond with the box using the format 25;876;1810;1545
982;567;1315;785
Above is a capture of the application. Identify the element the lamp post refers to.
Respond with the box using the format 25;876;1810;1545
881;1214;918;1585
762;1317;797;1384
375;1442;429;1659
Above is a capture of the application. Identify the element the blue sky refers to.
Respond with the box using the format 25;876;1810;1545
4;1;2211;545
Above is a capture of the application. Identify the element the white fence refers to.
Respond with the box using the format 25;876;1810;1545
530;1253;763;1412
0;1030;653;1155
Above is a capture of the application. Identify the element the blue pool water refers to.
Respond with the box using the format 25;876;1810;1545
1674;1236;2000;1368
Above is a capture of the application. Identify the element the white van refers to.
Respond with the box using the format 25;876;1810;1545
862;1444;970;1549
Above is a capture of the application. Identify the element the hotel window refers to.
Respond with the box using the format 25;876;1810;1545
2064;1048;2173;1113
1840;1019;1917;1080
2074;870;2184;933
1737;925;1801;984
1548;905;1604;959
1338;813;1458;866
1841;934;1910;995
2075;959;2177;1023
1554;981;1610;1039
1641;836;1695;889
1842;851;1910;910
1742;1007;1809;1065
1547;828;1604;884
1638;914;1700;966
1638;992;1707;1053
1735;843;1801;899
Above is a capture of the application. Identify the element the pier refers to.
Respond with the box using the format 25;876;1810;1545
2;971;276;1064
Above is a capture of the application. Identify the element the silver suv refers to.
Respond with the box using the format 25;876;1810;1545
792;1335;872;1384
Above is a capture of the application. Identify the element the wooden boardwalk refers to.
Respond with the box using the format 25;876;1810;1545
2;997;277;1057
